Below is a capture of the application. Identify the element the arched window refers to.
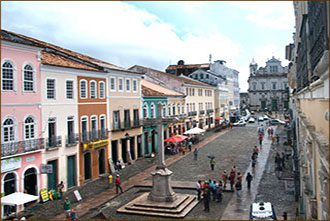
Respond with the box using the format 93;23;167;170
2;118;15;142
99;81;105;99
177;102;181;115
2;61;15;91
23;64;34;92
143;103;148;118
24;116;35;140
172;103;176;116
162;103;167;117
80;80;87;99
150;103;155;118
182;103;185;114
168;103;171;116
90;80;97;99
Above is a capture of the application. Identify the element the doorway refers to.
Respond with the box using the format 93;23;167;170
151;130;156;153
129;137;135;160
137;135;142;158
121;139;127;163
144;131;149;155
98;148;105;175
3;172;17;216
47;160;58;190
67;155;76;188
24;168;37;195
48;118;56;147
84;153;91;180
111;140;118;164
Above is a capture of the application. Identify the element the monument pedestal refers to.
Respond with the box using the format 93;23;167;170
148;167;177;202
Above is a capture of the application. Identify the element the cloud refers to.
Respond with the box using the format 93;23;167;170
230;1;294;30
254;44;288;67
1;1;241;72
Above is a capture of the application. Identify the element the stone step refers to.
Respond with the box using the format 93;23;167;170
127;195;195;214
133;195;189;209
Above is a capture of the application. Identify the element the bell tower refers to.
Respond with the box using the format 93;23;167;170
249;58;258;75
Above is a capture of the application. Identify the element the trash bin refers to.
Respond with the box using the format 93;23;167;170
109;175;112;184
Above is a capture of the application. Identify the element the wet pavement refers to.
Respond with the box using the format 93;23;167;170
20;117;298;220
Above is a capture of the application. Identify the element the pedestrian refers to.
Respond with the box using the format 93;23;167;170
229;122;233;129
115;174;123;194
70;209;78;221
216;181;223;202
203;186;211;212
237;172;242;182
210;158;215;171
231;165;236;174
281;152;285;168
253;146;259;157
246;172;253;189
63;197;71;218
222;170;228;189
270;127;274;136
229;171;235;190
182;146;186;155
275;153;281;167
57;181;64;199
283;211;288;220
267;127;271;137
188;140;192;152
196;180;202;201
212;180;218;201
116;161;121;171
251;154;257;168
259;135;263;146
276;134;280;144
235;180;242;197
193;148;198;160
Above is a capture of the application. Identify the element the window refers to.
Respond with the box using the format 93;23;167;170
24;116;35;140
133;109;139;126
2;61;15;91
150;103;155;118
172;104;176;116
133;79;138;92
118;78;123;92
283;83;288;89
187;103;189;113
110;77;116;91
80;80;87;99
177;103;180;115
193;103;195;111
200;73;204;79
270;66;278;73
67;116;75;144
272;83;277;90
182;103;185;114
113;111;120;129
124;110;130;127
90;80;97;98
206;74;209;79
99;115;106;138
143;103;148;118
168;103;171;116
99;81;105;98
46;79;56;99
66;80;74;99
2;118;15;142
261;82;265;90
162;103;166;117
186;88;188;95
252;83;256;90
23;64;34;92
126;78;131;92
192;89;195;96
81;116;88;142
91;116;98;140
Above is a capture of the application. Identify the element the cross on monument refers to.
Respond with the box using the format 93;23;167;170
146;103;178;202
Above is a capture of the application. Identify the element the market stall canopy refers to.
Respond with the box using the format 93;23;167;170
1;192;39;206
164;135;188;143
184;127;206;135
215;117;224;121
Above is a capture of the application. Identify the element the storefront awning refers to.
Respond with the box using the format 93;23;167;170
1;192;39;206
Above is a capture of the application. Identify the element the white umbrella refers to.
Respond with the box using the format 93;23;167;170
184;127;206;135
1;192;39;206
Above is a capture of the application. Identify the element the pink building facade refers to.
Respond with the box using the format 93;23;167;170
1;40;44;216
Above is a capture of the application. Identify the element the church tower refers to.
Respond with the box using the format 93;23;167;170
249;58;258;75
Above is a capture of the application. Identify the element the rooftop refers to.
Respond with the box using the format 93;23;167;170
142;80;185;97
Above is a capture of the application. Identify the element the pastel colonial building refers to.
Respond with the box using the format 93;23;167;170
1;31;44;216
248;57;289;112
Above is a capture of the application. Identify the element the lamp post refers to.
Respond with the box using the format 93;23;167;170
125;132;131;164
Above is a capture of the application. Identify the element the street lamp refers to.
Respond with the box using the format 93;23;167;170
125;133;131;164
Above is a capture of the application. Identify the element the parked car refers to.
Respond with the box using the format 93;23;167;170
249;202;277;220
263;115;269;120
251;111;255;116
233;119;246;126
248;117;255;123
258;117;264;122
269;119;285;125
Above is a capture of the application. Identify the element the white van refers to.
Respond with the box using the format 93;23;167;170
249;202;277;220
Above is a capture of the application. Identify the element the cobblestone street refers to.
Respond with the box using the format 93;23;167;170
23;121;298;220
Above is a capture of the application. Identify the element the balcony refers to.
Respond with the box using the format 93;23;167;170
199;110;205;116
81;130;108;143
1;138;45;158
66;133;79;147
112;120;142;131
188;111;197;117
46;136;62;150
207;109;214;114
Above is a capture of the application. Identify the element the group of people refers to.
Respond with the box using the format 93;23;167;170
63;197;78;221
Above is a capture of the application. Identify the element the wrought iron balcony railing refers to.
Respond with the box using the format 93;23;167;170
188;111;197;116
199;110;205;115
81;129;108;143
207;109;214;114
1;138;45;157
66;133;79;146
46;136;62;149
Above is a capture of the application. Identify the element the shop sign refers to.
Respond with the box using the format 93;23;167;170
26;156;35;163
40;188;49;202
92;139;109;149
1;157;22;173
41;164;53;174
285;179;295;191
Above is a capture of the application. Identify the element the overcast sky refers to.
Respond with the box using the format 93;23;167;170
1;1;295;92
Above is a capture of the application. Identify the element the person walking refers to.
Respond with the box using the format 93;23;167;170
253;146;259;157
115;174;123;194
63;197;71;218
212;180;218;201
210;158;215;171
216;181;223;202
57;181;64;199
235;180;242;197
203;186;211;212
70;209;78;221
196;180;202;201
259;134;263;146
222;170;228;189
237;172;243;182
193;148;198;160
229;171;235;190
182;146;186;155
246;172;253;189
251;154;257;168
188;140;192;152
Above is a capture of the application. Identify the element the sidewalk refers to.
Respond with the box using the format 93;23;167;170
52;128;229;220
220;127;275;220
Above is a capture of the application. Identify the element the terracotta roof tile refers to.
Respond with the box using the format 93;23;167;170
142;80;185;97
166;63;210;70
